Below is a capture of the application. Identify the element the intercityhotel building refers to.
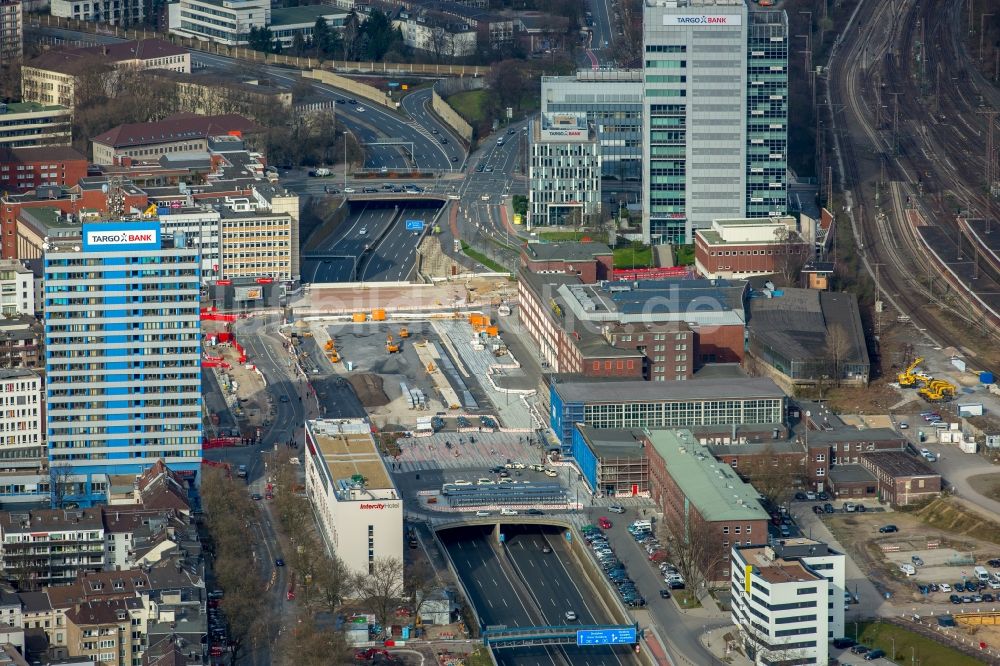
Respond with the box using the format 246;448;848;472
304;419;403;582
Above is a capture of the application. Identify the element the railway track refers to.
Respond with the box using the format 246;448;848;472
828;0;1000;348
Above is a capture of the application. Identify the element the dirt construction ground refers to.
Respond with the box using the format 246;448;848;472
824;508;1000;605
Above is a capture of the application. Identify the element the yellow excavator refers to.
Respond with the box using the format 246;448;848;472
386;335;399;354
897;357;925;387
399;327;410;339
918;379;957;402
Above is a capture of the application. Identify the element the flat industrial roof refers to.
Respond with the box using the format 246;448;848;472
555;376;785;404
827;464;877;484
308;419;391;491
737;545;823;584
576;425;647;458
645;429;768;523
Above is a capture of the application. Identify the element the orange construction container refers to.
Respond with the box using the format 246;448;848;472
486;325;499;337
372;309;387;321
352;313;366;323
468;313;488;327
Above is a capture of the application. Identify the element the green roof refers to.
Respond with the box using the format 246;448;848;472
1;102;70;115
270;5;346;26
645;429;769;522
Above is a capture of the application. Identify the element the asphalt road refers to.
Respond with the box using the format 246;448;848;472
441;525;634;666
303;200;443;283
26;25;466;173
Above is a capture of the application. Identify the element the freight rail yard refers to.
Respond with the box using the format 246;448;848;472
831;0;1000;361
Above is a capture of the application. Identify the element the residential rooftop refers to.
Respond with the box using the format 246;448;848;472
645;429;769;522
91;113;260;149
554;375;785;404
0;102;70;115
271;5;347;24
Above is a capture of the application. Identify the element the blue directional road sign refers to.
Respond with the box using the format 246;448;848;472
405;219;425;231
576;627;637;646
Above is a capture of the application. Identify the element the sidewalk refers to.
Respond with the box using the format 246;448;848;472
700;626;752;666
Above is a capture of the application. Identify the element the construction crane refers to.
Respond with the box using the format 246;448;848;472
386;335;399;354
897;357;925;387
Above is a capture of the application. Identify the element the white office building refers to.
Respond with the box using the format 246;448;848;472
731;539;846;666
642;0;787;245
0;259;34;315
528;112;602;227
304;419;403;586
44;222;202;507
169;0;270;46
156;207;221;283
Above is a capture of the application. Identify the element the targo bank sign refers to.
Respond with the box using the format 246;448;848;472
81;222;162;252
663;14;742;26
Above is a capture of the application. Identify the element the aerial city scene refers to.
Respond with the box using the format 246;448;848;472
0;0;998;664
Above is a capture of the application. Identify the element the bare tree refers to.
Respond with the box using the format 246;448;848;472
351;557;405;638
657;505;727;594
772;225;808;287
313;550;352;616
275;609;353;666
737;445;807;507
49;464;75;509
825;323;852;386
403;560;439;620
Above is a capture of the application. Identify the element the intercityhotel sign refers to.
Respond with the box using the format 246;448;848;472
663;14;742;26
359;502;401;510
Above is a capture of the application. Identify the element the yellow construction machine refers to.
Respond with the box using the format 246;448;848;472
897;357;924;387
386;335;399;354
399;327;410;339
918;379;956;402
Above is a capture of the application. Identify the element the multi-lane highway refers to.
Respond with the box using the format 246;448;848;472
441;524;634;666
303;200;444;283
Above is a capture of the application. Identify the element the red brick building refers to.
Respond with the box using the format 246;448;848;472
694;217;809;280
519;241;613;283
0;146;88;193
517;271;746;378
645;429;769;584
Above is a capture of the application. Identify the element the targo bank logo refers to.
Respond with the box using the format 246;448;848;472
87;231;156;245
676;15;731;24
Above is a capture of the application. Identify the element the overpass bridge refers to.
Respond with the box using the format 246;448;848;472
482;624;639;649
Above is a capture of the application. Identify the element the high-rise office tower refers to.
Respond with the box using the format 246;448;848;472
44;222;202;507
642;0;787;245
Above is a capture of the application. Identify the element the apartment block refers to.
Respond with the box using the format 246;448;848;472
50;0;144;25
0;102;72;149
0;369;43;473
731;539;845;666
0;0;21;66
0;260;33;315
0;145;87;192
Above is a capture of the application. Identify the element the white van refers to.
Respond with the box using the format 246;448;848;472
631;520;652;532
975;565;991;582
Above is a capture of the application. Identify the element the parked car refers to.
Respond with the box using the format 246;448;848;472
850;645;870;655
598;517;612;529
818;491;830;501
832;638;857;649
824;503;835;514
864;649;886;661
608;505;626;514
912;556;924;566
879;524;899;533
950;594;963;604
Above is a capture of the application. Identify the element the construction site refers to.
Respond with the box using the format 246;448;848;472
290;308;540;437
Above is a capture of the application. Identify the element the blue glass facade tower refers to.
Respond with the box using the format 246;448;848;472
43;222;202;506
